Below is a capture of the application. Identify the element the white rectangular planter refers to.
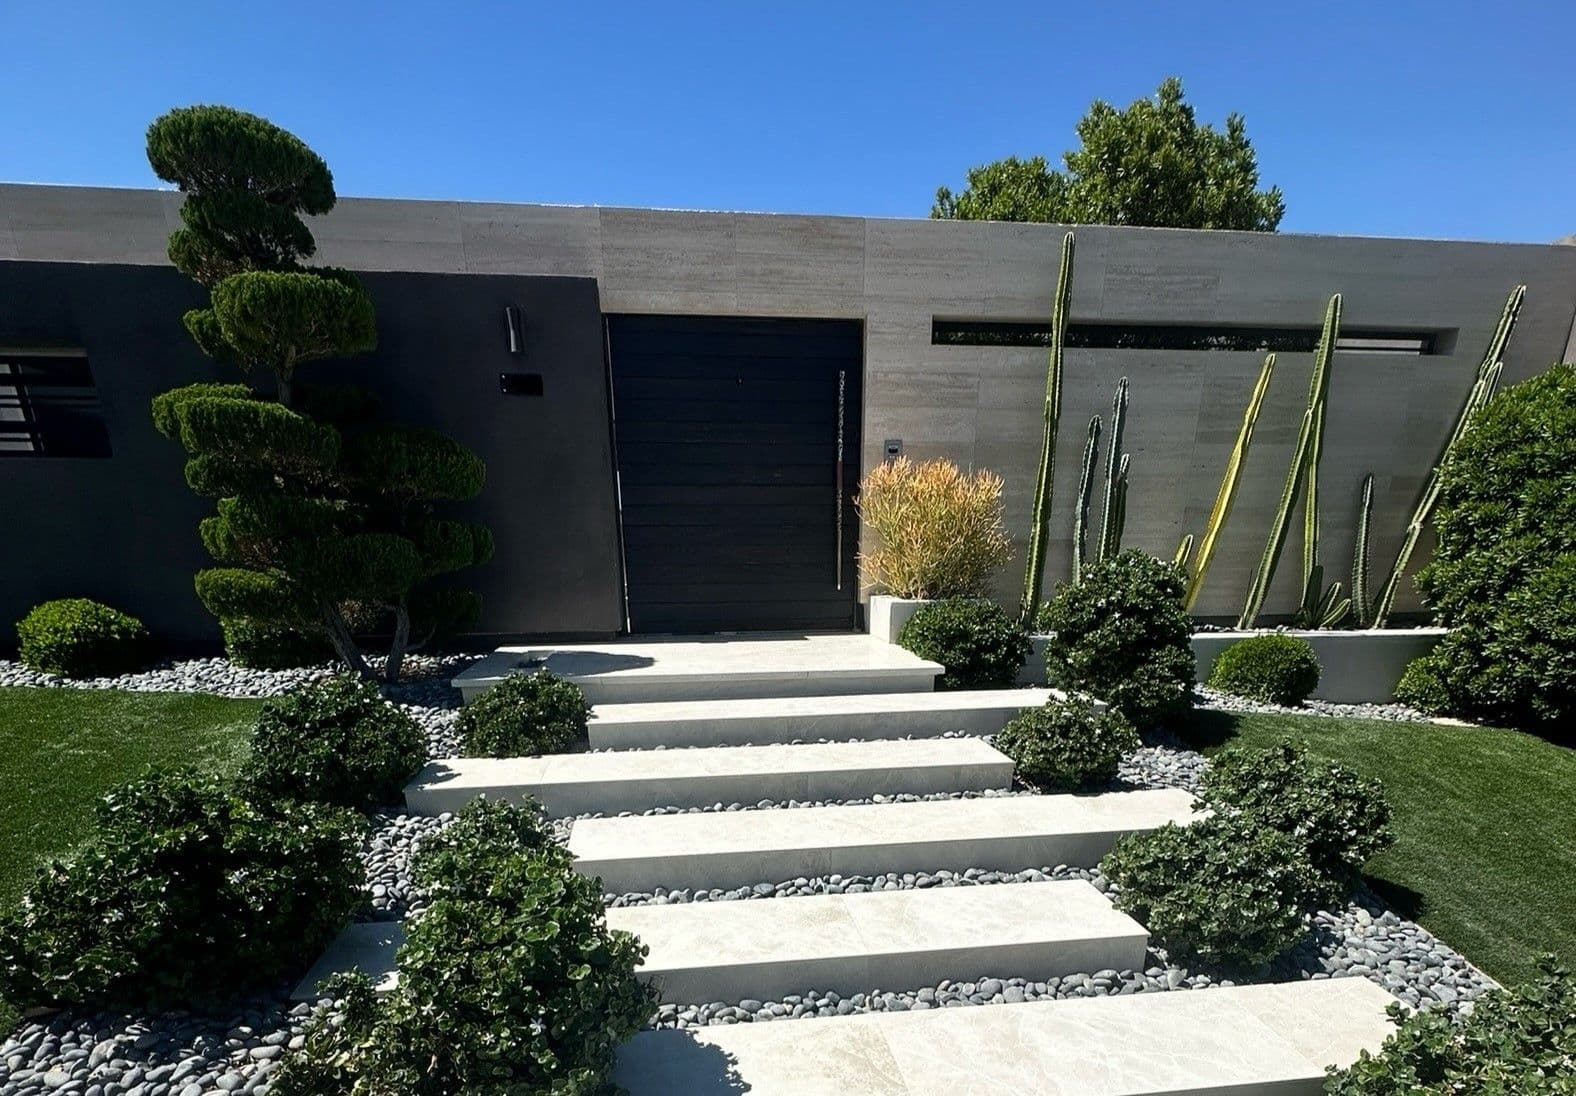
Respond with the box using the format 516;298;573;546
867;594;932;644
1190;628;1447;704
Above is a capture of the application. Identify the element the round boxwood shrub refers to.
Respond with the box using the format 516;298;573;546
243;675;426;811
16;598;149;678
897;597;1031;690
1206;634;1321;706
272;798;653;1096
1327;957;1576;1093
1101;814;1323;969
1394;651;1451;714
1198;740;1393;901
1414;362;1576;733
994;697;1139;790
1036;550;1195;728
221;617;333;669
456;671;590;758
0;768;363;1010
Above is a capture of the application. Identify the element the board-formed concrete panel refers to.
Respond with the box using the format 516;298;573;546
606;879;1146;1003
613;977;1398;1095
406;737;1013;818
569;789;1198;893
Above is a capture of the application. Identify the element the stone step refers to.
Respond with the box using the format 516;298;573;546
587;688;1057;750
291;922;404;1000
614;977;1398;1095
606;879;1145;1004
405;738;1015;818
570;788;1196;894
453;634;942;705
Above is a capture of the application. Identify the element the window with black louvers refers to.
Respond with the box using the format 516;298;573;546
0;352;112;458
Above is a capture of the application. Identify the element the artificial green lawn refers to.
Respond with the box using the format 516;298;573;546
1174;707;1576;987
0;686;264;1031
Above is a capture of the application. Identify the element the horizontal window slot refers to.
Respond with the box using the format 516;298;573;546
0;352;112;458
932;320;1450;355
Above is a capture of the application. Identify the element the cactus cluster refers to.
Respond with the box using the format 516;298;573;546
1239;294;1342;629
1370;285;1525;627
1181;352;1276;610
1350;473;1375;627
1020;231;1075;623
1098;378;1130;562
1072;415;1101;582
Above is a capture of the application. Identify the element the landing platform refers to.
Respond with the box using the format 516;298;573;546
453;633;944;704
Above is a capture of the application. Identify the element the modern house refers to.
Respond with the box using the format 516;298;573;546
4;182;1576;644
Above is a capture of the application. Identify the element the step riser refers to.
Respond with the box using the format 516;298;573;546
588;702;1040;750
635;937;1146;1005
578;828;1140;894
566;670;938;706
410;758;1012;818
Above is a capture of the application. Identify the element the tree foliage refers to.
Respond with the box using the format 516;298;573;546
147;105;491;681
932;78;1285;231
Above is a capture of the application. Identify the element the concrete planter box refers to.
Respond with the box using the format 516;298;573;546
1190;628;1447;704
867;595;933;644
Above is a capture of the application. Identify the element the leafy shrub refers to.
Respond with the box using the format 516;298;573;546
1207;634;1321;706
1325;957;1576;1092
272;798;653;1096
456;671;590;758
1394;652;1451;714
16;598;149;678
1101;814;1322;969
856;456;1012;599
221;617;333;669
1036;550;1195;728
244;675;426;811
1199;741;1393;901
1414;363;1576;733
995;697;1139;790
897;598;1030;689
0;768;362;1010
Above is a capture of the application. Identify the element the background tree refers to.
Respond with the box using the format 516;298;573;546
932;77;1285;231
147;105;492;681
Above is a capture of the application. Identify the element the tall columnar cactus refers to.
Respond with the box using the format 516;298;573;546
1174;534;1194;568
1371;285;1526;627
1071;415;1101;582
1183;352;1276;610
1105;452;1130;559
1020;231;1075;622
1239;294;1341;629
1098;377;1129;562
1351;473;1375;627
1297;295;1341;620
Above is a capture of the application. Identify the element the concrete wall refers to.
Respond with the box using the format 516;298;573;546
6;184;1576;627
0;260;619;644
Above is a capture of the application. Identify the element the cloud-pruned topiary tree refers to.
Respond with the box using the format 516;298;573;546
147;105;492;681
933;77;1284;231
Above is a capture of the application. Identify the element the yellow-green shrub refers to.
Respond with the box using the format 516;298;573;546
856;457;1011;599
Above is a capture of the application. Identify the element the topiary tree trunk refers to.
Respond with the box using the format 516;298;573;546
147;105;493;682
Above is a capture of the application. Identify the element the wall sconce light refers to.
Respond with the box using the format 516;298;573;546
504;306;524;355
500;372;544;396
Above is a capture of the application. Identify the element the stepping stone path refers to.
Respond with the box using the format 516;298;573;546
308;635;1399;1093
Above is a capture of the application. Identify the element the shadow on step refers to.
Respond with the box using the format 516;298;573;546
620;1032;747;1094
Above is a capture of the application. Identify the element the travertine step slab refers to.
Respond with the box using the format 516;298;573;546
606;879;1145;1004
291;922;403;1000
405;738;1014;818
587;688;1058;750
571;789;1196;893
453;634;942;705
614;978;1398;1095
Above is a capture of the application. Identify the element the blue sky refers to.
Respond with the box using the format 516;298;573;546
3;0;1573;242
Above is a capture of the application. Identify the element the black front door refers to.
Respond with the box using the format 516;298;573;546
607;315;862;633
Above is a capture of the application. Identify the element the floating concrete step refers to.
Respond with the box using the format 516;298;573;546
291;922;404;1000
453;634;942;704
614;977;1398;1095
571;788;1196;894
406;738;1014;818
587;688;1057;750
606;879;1145;1004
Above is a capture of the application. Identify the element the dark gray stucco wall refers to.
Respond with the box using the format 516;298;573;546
0;261;623;648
